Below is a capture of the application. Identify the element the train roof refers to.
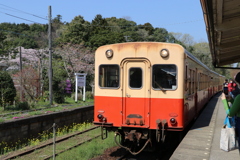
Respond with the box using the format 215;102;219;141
185;49;223;77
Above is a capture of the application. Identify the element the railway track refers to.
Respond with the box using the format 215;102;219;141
1;126;100;160
42;134;101;160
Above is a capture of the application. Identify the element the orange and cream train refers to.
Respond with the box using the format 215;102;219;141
93;42;223;154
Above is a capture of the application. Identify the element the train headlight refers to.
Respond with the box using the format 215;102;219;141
105;49;113;58
97;114;103;120
160;49;169;58
170;118;177;125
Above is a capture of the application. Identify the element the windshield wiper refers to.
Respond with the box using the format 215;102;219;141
154;81;165;91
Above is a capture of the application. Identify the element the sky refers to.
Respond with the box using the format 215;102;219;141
0;0;208;42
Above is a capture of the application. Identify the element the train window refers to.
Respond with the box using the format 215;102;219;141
99;65;119;88
129;68;142;89
152;64;177;90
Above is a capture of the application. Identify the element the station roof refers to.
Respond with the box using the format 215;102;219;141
200;0;240;68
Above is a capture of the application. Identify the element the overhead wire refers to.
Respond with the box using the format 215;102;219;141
65;18;204;28
0;18;204;37
0;4;47;20
0;4;204;41
0;11;44;24
0;3;203;28
0;3;204;28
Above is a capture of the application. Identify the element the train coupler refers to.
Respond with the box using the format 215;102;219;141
125;130;142;142
161;119;167;142
156;119;167;142
156;119;162;142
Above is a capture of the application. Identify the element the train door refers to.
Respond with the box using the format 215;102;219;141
122;59;150;128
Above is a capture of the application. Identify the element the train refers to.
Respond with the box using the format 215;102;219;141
93;42;224;154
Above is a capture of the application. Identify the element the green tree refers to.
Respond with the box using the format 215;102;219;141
139;23;154;35
12;35;38;49
192;42;229;76
0;31;8;55
42;59;68;104
106;17;138;33
149;28;168;42
88;30;124;49
87;15;125;49
170;32;195;48
0;71;16;109
52;15;64;34
137;29;149;41
57;15;90;45
17;23;30;32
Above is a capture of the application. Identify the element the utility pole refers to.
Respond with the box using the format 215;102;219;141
19;46;23;102
48;6;53;105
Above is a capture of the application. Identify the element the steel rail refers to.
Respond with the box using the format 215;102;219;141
42;135;101;160
1;126;99;160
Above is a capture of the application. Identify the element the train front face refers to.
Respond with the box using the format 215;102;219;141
94;42;185;139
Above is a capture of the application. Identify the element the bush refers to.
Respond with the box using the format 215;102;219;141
16;102;30;110
54;92;65;104
71;93;82;101
0;71;16;108
43;91;49;102
86;91;93;99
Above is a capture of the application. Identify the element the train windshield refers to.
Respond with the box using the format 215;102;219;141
152;64;177;90
129;67;142;88
99;65;119;88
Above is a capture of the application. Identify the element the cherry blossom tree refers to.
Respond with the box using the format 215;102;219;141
13;66;40;102
55;43;95;93
55;43;94;78
7;47;49;97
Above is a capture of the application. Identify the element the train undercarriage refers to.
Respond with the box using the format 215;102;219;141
100;122;172;155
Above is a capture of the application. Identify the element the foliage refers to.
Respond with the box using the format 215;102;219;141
87;14;125;49
56;131;116;160
16;101;30;110
56;15;90;45
55;43;94;77
0;71;16;109
54;91;65;104
13;66;41;102
191;42;229;76
7;47;48;69
150;28;169;42
51;60;68;104
86;91;94;99
54;43;95;92
0;22;46;49
0;31;8;56
170;32;195;47
0;14;228;107
0;122;94;156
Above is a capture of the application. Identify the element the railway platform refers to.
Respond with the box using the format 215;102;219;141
170;93;239;160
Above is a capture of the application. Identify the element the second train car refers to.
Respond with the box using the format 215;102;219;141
93;42;223;154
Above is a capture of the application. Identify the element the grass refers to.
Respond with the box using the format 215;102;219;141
0;95;105;159
1;124;117;160
27;131;116;160
54;132;116;160
0;122;94;156
0;98;94;122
